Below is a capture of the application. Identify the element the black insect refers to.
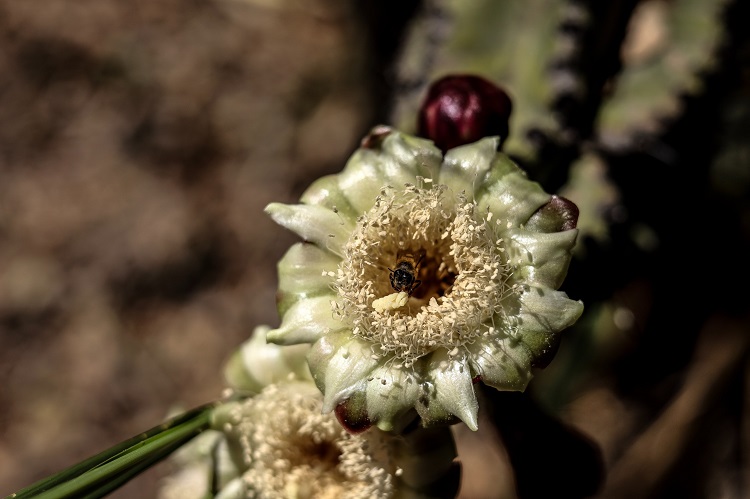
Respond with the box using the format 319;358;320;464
388;253;424;295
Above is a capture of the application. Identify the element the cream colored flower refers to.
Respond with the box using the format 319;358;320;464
220;382;395;498
266;127;583;432
160;325;458;499
216;381;458;499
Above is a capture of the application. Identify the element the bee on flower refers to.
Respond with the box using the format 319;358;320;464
265;126;583;433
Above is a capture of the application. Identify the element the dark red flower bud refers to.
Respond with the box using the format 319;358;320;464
417;74;513;153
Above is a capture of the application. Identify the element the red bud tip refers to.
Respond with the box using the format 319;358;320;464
335;399;373;434
418;74;513;153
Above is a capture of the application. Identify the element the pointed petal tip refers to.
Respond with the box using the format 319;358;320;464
457;405;479;431
264;202;297;228
264;201;284;217
320;380;345;414
262;203;350;254
265;326;285;344
321;389;337;414
420;352;481;432
465;418;479;432
266;321;329;346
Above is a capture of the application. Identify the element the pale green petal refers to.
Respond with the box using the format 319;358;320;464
224;325;312;394
516;286;584;359
264;202;352;255
215;478;246;499
266;295;344;346
364;363;421;432
214;438;244;492
307;332;380;413
418;349;479;431
506;228;578;289
439;137;499;199
467;337;533;391
336;131;444;216
277;242;339;316
378;132;443;185
476;154;551;226
300;174;359;221
336;150;388;215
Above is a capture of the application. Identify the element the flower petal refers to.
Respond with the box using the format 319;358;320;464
337;131;443;215
516;286;584;360
467;337;533;391
215;478;246;499
525;195;579;232
224;325;312;393
265;202;352;256
277;242;339;316
378;132;443;185
300;174;359;220
266;295;344;345
417;349;479;431
364;363;421;432
307;332;380;413
506;227;579;289
475;154;551;226
336;150;388;215
439;137;499;199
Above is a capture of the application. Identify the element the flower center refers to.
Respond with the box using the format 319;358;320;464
231;383;395;499
335;183;516;366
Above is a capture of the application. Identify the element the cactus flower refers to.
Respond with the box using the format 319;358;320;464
161;325;458;499
265;127;583;432
214;381;456;499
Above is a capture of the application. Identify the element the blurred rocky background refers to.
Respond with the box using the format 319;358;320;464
1;1;748;498
0;0;397;495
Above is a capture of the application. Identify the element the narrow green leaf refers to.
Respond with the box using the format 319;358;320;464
8;402;218;499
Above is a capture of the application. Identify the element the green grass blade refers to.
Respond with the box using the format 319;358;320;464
8;402;218;499
73;432;193;499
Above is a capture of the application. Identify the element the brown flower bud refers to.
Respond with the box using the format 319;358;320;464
417;74;513;152
525;195;580;233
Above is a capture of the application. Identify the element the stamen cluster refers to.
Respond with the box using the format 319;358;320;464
221;383;396;499
333;183;517;366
